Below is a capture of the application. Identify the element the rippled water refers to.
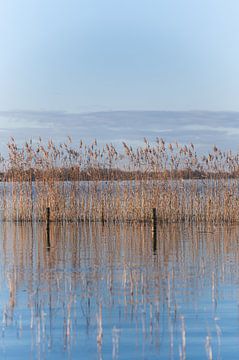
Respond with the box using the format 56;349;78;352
0;222;239;359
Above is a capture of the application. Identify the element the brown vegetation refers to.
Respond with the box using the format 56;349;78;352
1;137;239;223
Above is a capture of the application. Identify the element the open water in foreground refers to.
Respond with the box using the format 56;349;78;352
0;222;239;359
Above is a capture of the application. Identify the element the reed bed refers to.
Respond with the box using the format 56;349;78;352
1;137;239;223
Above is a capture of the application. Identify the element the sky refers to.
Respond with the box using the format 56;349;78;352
0;1;239;152
0;110;239;155
1;0;239;112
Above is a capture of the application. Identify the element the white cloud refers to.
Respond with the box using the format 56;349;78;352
0;115;53;129
0;110;238;154
183;124;239;136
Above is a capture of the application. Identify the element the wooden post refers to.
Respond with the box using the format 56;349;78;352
101;202;105;225
152;208;157;228
152;208;157;253
46;207;50;248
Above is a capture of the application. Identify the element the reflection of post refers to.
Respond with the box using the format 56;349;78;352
152;208;157;252
47;207;51;248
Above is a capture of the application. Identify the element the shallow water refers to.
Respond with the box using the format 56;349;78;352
0;222;239;359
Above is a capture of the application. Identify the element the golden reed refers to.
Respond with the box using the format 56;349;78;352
1;137;239;223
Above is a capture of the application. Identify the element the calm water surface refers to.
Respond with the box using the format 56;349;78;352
0;222;239;359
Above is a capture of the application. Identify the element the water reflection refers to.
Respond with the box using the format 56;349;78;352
0;222;239;358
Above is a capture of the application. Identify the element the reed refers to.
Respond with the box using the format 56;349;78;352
1;137;239;223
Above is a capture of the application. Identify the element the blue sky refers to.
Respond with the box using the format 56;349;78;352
1;0;239;112
0;1;239;152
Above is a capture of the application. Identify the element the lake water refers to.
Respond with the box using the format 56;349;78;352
0;222;239;359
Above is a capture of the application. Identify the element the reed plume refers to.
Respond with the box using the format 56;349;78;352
1;137;239;223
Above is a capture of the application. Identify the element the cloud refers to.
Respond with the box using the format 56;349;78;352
0;110;239;154
183;124;239;137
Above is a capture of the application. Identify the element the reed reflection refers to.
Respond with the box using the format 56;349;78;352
0;223;239;358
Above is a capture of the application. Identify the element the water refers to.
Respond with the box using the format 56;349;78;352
0;222;239;359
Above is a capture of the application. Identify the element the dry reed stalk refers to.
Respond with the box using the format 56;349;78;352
2;137;239;223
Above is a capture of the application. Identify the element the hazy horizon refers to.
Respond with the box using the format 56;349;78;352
0;109;239;155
